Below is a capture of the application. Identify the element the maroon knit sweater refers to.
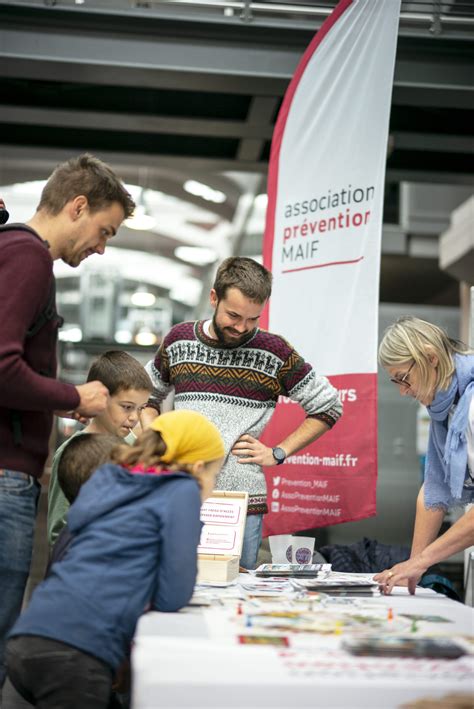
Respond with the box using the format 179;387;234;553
0;226;79;478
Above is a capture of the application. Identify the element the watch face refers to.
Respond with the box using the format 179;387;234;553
273;447;286;463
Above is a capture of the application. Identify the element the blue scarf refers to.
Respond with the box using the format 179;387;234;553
424;353;474;509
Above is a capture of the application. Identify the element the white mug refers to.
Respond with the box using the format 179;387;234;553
269;534;293;564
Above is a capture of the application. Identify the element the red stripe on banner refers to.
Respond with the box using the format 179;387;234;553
261;373;377;537
282;256;364;274
261;0;354;329
257;0;400;535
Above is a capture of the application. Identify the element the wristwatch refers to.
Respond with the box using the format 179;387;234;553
272;447;287;465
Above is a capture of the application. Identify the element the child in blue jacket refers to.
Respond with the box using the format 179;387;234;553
6;410;225;709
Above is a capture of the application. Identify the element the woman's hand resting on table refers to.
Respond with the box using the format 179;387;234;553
374;555;429;595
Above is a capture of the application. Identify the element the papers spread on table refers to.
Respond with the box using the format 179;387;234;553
291;572;381;596
139;571;473;691
254;563;332;578
251;567;380;596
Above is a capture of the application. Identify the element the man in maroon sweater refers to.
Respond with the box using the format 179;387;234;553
0;154;135;688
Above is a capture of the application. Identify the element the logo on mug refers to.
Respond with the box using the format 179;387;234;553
295;547;312;564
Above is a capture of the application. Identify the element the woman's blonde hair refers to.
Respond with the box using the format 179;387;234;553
378;316;469;400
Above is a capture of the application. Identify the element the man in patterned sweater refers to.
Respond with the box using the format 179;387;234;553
145;257;342;568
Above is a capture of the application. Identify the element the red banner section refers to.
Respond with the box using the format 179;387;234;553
261;374;377;536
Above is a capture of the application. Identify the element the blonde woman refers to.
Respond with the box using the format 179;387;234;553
375;316;474;594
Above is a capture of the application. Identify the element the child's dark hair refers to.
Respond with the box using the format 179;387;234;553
87;350;152;395
111;429;166;470
58;433;122;503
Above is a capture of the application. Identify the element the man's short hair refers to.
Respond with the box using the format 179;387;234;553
58;433;121;503
213;257;272;303
87;350;152;396
37;153;135;218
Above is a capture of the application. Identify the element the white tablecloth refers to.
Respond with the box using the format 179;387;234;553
132;580;474;709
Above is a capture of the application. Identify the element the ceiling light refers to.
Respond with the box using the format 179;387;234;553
124;205;156;231
130;286;156;307
174;246;218;266
115;329;133;344
184;180;226;204
58;327;82;343
135;328;158;347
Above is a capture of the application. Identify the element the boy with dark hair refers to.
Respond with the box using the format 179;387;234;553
48;351;152;545
87;350;153;398
57;433;122;506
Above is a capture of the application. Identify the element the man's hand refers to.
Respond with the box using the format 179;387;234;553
75;381;109;417
231;434;278;467
374;555;428;595
54;410;90;425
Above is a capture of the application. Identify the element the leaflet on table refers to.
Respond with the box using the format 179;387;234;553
254;563;332;578
291;572;380;596
343;636;467;659
198;492;248;556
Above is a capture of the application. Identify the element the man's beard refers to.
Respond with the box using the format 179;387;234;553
212;314;255;348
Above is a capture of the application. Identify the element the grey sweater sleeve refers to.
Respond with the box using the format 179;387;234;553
287;369;343;426
145;358;173;404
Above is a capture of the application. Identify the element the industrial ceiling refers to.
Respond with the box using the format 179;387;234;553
0;0;473;308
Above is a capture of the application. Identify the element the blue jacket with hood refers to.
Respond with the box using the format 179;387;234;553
10;463;202;671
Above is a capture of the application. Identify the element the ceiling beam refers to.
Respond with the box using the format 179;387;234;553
386;168;474;186
0;105;273;140
392;132;474;154
393;84;474;110
5;106;472;157
0;17;472;100
1;146;473;186
237;96;279;162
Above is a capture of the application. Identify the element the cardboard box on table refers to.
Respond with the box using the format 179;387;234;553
197;490;248;583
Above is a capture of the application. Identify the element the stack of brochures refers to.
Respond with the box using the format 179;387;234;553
343;636;466;658
294;573;380;596
254;563;332;578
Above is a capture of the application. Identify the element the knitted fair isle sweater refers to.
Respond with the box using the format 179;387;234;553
146;321;342;515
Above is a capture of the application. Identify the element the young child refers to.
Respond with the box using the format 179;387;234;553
6;410;225;709
47;433;122;573
48;350;152;545
46;432;129;709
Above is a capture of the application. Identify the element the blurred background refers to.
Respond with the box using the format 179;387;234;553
0;0;473;585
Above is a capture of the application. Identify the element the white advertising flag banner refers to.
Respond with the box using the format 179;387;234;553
261;0;401;535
